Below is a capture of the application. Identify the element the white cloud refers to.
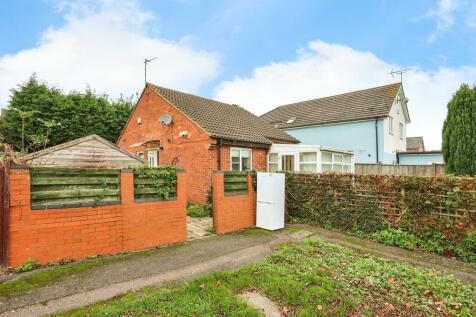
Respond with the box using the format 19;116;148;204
0;0;220;106
421;0;476;42
214;40;476;150
425;0;459;42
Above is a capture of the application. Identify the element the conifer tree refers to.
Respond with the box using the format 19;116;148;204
442;84;476;175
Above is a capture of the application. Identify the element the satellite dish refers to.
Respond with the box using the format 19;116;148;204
159;114;173;125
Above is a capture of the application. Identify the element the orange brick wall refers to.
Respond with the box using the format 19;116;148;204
6;168;186;267
212;172;255;234
117;87;215;204
117;87;270;204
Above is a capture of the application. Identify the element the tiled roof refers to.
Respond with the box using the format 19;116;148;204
406;136;425;151
148;84;299;145
260;83;403;129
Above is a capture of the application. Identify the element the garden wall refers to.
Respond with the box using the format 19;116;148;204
5;167;187;267
212;171;255;234
286;173;476;259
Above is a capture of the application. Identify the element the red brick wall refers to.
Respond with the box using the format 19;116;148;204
6;168;186;267
117;87;215;204
220;146;268;171
212;172;255;234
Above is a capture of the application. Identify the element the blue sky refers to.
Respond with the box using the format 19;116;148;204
1;0;475;149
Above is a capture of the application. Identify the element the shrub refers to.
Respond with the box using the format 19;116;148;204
14;258;41;273
187;204;212;218
455;233;476;262
372;229;420;250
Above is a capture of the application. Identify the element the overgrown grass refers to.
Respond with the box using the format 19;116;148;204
55;239;476;317
186;203;212;218
0;257;124;297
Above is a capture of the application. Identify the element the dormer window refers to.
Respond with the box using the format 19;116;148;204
286;117;296;124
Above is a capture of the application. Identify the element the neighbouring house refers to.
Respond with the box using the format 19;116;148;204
22;134;145;168
398;136;444;165
406;136;425;152
268;144;355;173
397;150;444;165
117;83;299;204
260;83;410;164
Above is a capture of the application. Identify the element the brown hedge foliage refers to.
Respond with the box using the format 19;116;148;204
286;173;476;244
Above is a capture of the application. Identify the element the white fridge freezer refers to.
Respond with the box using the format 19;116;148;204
256;172;285;231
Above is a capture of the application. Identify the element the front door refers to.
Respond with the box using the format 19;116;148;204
147;150;158;167
281;155;295;172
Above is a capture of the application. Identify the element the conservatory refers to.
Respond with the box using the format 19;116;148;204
268;144;355;173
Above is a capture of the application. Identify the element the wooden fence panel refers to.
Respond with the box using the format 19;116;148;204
30;167;121;209
224;171;248;195
355;163;445;176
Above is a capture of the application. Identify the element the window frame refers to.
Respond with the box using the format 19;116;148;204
268;152;279;172
299;151;318;172
399;122;404;139
389;116;394;134
147;150;159;167
321;151;353;174
230;147;252;171
136;151;144;159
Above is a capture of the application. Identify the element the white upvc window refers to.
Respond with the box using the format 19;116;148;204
137;151;144;159
230;148;252;171
147;150;158;167
399;123;404;139
299;152;317;172
321;151;352;174
268;153;278;172
389;116;394;134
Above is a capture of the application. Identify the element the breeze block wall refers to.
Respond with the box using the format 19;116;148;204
212;171;256;234
6;167;186;267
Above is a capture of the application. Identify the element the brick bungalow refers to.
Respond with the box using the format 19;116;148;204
117;83;299;204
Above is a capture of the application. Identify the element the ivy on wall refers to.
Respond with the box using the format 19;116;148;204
133;166;178;201
286;173;476;262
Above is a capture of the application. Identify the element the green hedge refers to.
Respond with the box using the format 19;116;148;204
286;173;476;262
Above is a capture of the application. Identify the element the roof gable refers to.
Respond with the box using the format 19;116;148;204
260;83;403;129
148;84;299;145
23;134;144;164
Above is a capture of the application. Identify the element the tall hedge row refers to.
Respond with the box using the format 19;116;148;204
286;173;476;260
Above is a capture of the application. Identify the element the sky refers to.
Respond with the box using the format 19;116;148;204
1;0;476;150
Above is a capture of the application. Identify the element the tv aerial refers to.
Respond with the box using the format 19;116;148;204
144;57;158;84
389;68;413;83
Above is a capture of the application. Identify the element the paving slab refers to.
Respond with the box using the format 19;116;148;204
240;292;282;317
186;216;213;240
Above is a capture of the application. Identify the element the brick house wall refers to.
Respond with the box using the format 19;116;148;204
118;87;269;204
6;168;186;267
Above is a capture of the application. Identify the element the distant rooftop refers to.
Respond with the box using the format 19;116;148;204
261;83;409;129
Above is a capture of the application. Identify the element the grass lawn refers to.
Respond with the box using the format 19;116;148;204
54;239;476;317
